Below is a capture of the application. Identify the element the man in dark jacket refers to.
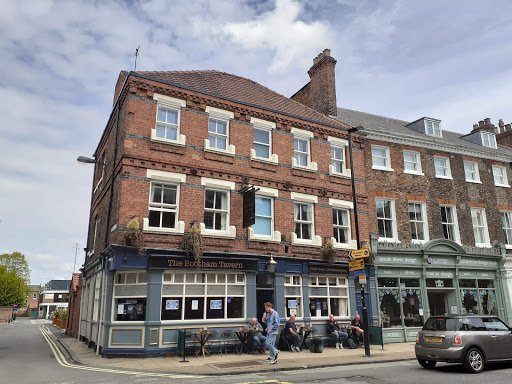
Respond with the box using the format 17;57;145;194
283;314;303;352
326;314;348;349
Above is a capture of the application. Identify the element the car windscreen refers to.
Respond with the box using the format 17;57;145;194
423;317;459;331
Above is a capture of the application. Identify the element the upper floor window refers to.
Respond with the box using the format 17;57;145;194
425;120;441;137
148;183;178;229
434;156;452;179
471;207;490;247
372;145;392;171
403;150;422;175
464;161;480;183
328;136;350;177
250;118;278;164
291;128;317;171
493;165;509;187
408;202;428;242
481;131;497;148
500;211;512;247
254;196;273;236
204;190;229;231
333;208;350;244
376;198;396;241
294;203;313;240
204;107;235;155
440;205;460;243
152;93;186;145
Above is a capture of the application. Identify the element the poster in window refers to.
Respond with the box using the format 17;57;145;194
191;300;199;310
166;299;179;310
322;301;328;310
210;299;222;310
117;304;125;314
288;299;298;309
137;303;144;315
315;301;321;311
290;308;297;316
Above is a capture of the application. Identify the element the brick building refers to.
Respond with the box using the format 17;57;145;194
66;273;82;338
39;280;71;319
79;51;368;355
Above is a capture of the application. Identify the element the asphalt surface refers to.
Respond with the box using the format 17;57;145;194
2;319;512;384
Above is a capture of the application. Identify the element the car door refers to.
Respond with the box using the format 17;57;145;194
482;318;512;360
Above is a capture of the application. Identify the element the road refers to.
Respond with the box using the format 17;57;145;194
1;319;512;384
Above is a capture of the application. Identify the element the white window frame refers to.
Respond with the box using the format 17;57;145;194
147;182;179;230
471;207;491;247
308;276;350;319
250;117;278;164
408;201;429;243
284;275;303;319
291;127;317;171
92;217;99;253
204;106;235;155
329;198;356;249
424;119;442;137
328;136;351;178
143;170;185;234
200;178;236;238
464;161;481;183
440;205;460;244
151;93;186;146
500;211;512;249
371;145;393;171
93;154;106;193
161;272;246;322
433;156;452;179
376;198;398;242
481;131;497;148
248;186;281;242
112;271;148;323
403;150;423;175
92;273;101;322
493;165;509;187
290;192;322;246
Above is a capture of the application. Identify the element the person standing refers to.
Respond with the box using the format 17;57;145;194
247;317;266;354
326;314;348;349
262;302;280;364
283;314;303;352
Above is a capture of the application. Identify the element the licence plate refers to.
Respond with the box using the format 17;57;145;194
426;337;443;343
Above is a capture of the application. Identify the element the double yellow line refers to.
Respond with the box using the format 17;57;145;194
37;324;202;378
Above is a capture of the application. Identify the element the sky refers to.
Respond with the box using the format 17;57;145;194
1;0;512;285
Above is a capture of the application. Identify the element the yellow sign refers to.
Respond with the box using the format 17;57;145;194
349;259;364;271
349;249;370;259
358;275;367;284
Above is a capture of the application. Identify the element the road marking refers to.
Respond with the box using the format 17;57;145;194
37;325;203;378
234;381;293;384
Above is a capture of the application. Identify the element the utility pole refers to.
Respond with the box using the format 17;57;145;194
73;243;79;273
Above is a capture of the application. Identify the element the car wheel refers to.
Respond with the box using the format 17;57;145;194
464;348;484;373
417;359;437;369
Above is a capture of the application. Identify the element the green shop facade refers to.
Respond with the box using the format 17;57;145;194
372;238;511;343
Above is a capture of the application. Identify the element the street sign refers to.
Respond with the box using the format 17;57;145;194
348;249;370;259
349;259;365;271
353;269;365;276
12;304;18;311
359;275;367;284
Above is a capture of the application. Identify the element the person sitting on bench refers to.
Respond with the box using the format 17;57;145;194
326;314;348;349
283;315;303;352
350;314;364;344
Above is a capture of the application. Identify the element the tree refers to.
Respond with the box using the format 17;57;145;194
0;252;32;306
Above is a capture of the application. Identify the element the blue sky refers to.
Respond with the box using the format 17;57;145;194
1;0;512;285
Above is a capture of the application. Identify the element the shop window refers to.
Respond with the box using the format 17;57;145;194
401;289;423;327
308;276;348;318
378;289;401;327
460;279;498;315
113;271;147;322
426;279;453;288
284;275;302;318
114;298;147;322
161;272;245;321
379;277;423;328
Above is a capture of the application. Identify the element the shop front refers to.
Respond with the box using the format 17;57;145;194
373;239;509;343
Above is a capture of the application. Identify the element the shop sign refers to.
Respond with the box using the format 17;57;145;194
375;256;421;265
379;269;397;276
460;271;477;278
427;257;454;266
309;264;347;275
478;271;495;279
459;258;498;267
149;256;258;271
400;269;422;277
425;270;454;279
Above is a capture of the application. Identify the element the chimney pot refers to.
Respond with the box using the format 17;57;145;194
479;120;485;127
499;118;505;127
473;124;479;130
484;118;491;125
506;124;512;131
323;48;331;56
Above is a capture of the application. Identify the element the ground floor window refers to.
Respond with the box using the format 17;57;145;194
378;277;423;328
459;279;498;315
161;272;245;321
113;271;148;322
284;275;303;318
308;276;349;318
114;298;146;321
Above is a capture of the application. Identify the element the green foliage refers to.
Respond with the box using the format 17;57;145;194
181;223;203;261
54;309;68;319
126;217;140;231
123;217;145;255
321;240;337;263
0;252;31;306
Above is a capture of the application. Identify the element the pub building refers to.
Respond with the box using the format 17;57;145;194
78;50;370;355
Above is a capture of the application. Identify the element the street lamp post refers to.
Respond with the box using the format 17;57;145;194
348;127;370;357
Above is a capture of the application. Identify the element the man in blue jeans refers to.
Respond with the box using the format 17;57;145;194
263;302;280;364
247;317;266;354
326;314;348;349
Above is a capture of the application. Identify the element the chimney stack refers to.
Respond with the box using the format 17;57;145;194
291;49;337;117
472;118;497;133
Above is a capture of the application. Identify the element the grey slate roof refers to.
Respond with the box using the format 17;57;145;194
46;280;71;291
336;107;512;159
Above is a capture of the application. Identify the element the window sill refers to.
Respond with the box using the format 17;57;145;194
330;237;357;250
411;239;429;244
404;170;424;176
465;179;482;184
248;228;281;242
142;218;185;234
378;238;401;243
150;130;186;146
200;223;236;238
204;139;235;156
110;321;145;325
291;233;322;247
329;165;351;178
291;157;318;172
505;244;512;249
250;149;278;164
495;183;510;188
475;243;492;248
435;175;453;180
372;166;394;172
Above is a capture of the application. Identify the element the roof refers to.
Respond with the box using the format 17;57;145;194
335;108;512;159
46;280;71;291
133;70;348;129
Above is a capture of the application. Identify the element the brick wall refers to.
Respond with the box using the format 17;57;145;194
66;279;82;338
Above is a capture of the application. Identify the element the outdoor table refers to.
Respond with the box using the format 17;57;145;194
300;326;314;350
194;330;212;357
235;328;251;354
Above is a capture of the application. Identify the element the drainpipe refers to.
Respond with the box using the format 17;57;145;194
96;257;107;355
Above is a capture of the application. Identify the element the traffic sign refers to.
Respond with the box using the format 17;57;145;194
353;269;365;276
349;249;370;259
349;259;364;271
358;275;367;284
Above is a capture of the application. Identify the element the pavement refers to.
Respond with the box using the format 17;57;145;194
46;323;417;376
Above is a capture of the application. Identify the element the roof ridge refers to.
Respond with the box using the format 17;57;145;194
337;107;410;125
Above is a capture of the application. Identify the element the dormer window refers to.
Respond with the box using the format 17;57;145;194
481;131;497;148
425;120;441;137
